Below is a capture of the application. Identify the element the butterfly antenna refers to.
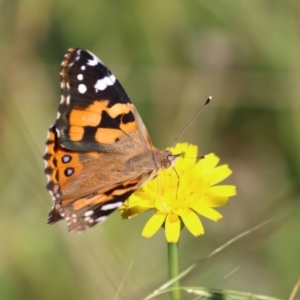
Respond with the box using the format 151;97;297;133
171;96;212;147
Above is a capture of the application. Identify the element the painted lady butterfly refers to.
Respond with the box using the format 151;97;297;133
44;48;179;233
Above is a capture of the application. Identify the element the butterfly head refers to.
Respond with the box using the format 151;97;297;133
161;151;181;169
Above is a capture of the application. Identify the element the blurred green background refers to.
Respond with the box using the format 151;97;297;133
1;0;300;299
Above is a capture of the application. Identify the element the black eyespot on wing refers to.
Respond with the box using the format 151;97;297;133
62;155;72;163
64;167;74;177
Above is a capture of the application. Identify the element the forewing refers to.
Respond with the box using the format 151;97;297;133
56;48;152;152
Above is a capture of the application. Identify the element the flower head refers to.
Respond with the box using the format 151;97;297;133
119;143;236;243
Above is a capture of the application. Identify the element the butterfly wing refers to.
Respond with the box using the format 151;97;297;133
44;48;160;232
56;48;153;152
45;124;157;232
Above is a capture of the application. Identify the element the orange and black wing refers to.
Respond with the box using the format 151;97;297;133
56;48;152;152
44;126;150;232
44;48;156;232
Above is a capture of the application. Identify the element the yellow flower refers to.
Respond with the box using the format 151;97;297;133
119;143;236;243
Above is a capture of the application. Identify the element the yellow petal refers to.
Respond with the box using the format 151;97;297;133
209;185;237;197
165;213;181;243
121;205;151;219
202;153;220;169
170;144;198;177
192;204;223;221
181;210;204;236
202;195;229;207
209;165;232;185
131;190;151;202
192;153;219;177
142;213;166;238
171;143;197;161
120;193;155;218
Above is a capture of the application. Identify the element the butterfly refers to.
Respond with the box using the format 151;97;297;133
44;48;179;233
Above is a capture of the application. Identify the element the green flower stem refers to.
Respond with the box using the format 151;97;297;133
168;242;181;300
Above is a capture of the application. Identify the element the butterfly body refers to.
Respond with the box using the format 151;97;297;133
44;48;178;233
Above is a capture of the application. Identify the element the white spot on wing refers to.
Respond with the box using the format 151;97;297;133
95;216;107;223
81;65;86;71
110;74;116;82
84;210;94;217
86;51;101;66
62;155;71;163
66;168;73;176
94;75;116;91
101;202;122;211
66;95;70;105
103;74;115;85
44;159;48;168
78;84;87;94
94;79;106;91
77;74;83;81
